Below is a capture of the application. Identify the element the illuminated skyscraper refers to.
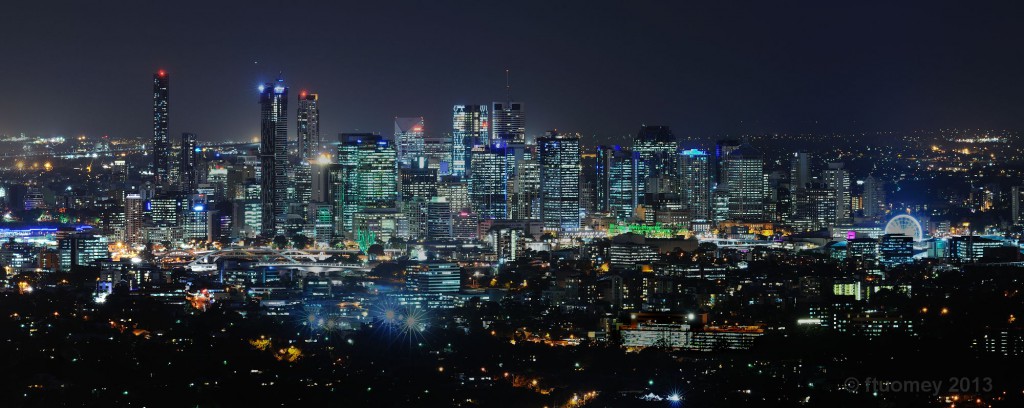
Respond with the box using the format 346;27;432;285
335;134;398;236
395;117;425;168
678;149;711;222
152;70;170;184
633;125;678;181
597;145;638;221
722;144;766;221
180;132;199;193
469;144;508;220
823;162;851;225
451;105;488;177
538;131;581;230
714;139;741;186
491;101;525;143
296;91;320;161
259;77;288;236
124;194;145;246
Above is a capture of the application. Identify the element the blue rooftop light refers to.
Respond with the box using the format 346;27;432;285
193;204;205;212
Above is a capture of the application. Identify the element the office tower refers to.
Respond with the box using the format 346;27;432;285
879;234;914;268
437;176;470;212
334;134;398;236
427;197;453;240
335;134;364;235
241;182;262;238
356;136;398;210
790;151;811;190
292;160;313;218
714;139;741;186
451;104;488;177
308;202;334;244
423;132;453;175
180;133;199;193
863;175;886;218
152;70;170;184
722;144;766;221
596;145;638;221
400;157;438;238
678;149;711;222
401;157;438;202
124;194;145;245
395;117;425;168
184;198;210;242
634;125;678;181
296;91;320;161
505;143;541;220
468;144;508;220
57;233;109;272
1013;186;1024;225
538;131;581;231
823;162;851;224
491;101;525;143
259;77;288;236
580;152;598;215
311;159;337;203
791;183;837;232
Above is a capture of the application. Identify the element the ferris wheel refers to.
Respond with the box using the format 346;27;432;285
885;214;924;242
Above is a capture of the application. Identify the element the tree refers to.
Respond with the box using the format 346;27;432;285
292;234;310;250
272;235;289;249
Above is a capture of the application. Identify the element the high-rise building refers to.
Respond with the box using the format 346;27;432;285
296;91;320;161
791;183;836;232
124;194;145;245
180;133;199;193
259;77;288;236
334;134;398;236
597;145;638;221
863;175;886;218
58;233;109;272
491;101;525;143
437;176;470;212
395;117;425;168
722;144;766;221
790;152;811;190
678;149;711;222
451;105;488;177
634;125;678;182
152;70;170;184
400;157;438;238
538;131;581;231
1013;186;1024;225
427;197;453;240
823;162;851;225
468;144;509;220
507;144;541;220
357;137;398;211
714;139;741;186
423;132;453;175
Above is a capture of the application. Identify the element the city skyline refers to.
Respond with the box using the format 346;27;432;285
2;2;1024;407
2;2;1023;143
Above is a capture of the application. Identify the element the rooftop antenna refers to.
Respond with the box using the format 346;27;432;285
505;69;511;105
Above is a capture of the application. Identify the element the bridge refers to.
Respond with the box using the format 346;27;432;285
179;247;369;275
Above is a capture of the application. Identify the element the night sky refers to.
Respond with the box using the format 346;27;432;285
1;1;1022;145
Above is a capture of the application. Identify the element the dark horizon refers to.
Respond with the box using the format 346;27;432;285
1;1;1022;143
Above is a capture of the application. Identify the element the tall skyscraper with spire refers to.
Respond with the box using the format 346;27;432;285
296;91;320;161
259;76;288;236
491;71;525;144
152;69;170;184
